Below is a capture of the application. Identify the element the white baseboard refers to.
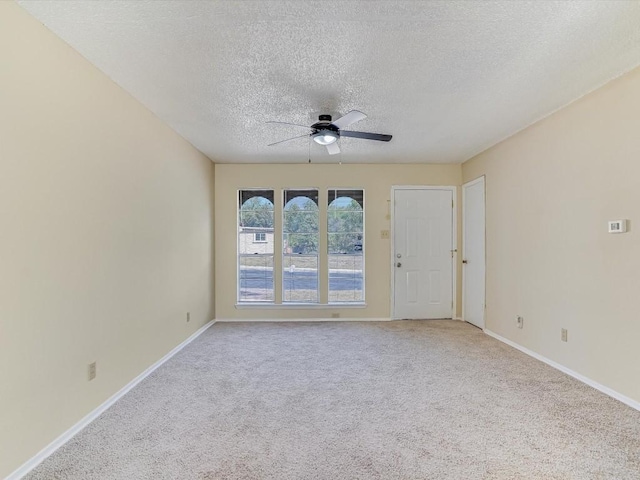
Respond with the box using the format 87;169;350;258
484;329;640;413
217;317;392;322
6;320;216;480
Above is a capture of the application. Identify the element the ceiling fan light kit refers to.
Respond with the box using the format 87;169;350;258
312;130;339;145
267;110;392;156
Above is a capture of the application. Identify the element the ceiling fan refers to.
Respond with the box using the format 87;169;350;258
267;110;392;155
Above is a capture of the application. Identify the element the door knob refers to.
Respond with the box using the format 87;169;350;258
462;260;468;264
396;262;402;267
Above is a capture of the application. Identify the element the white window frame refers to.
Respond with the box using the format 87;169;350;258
282;188;320;304
237;189;275;304
235;187;368;308
327;188;365;305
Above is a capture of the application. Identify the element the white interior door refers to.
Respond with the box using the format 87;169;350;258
462;177;486;328
393;188;454;320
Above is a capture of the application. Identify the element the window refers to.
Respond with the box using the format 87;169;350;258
283;189;319;303
237;187;365;305
328;189;364;303
238;190;274;302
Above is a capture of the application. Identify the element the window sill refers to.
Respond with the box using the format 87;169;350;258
235;302;367;309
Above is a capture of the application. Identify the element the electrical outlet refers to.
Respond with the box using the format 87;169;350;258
331;313;340;319
88;362;96;381
380;230;390;239
516;316;524;329
561;328;568;342
186;312;190;322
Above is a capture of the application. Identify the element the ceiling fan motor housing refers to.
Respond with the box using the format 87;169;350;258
312;114;339;133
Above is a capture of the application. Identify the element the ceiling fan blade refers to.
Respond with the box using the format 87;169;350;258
331;110;367;129
266;121;312;129
268;134;309;147
326;142;341;155
340;130;392;142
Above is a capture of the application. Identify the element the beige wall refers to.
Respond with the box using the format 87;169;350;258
0;3;215;477
215;163;462;320
463;67;640;404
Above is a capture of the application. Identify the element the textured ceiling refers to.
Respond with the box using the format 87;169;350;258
17;0;640;164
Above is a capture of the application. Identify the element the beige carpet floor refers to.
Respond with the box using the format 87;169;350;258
26;321;640;479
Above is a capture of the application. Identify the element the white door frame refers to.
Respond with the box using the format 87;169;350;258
462;176;486;326
390;186;457;320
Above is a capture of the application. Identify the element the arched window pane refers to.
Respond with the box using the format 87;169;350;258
328;190;364;303
283;190;319;303
238;191;274;302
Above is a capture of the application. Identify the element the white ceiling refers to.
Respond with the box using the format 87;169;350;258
17;0;640;164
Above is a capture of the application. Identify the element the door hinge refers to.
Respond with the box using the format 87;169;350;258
452;199;454;208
